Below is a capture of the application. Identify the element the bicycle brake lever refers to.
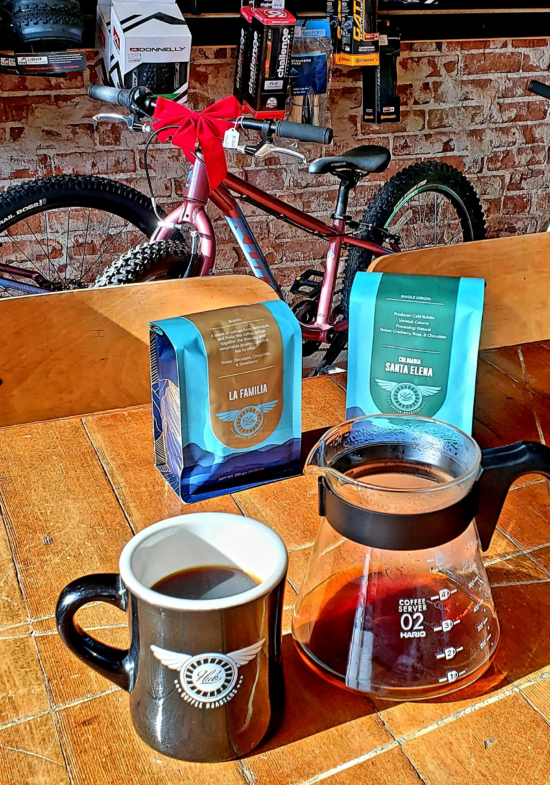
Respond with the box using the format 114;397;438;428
92;113;152;133
236;142;306;164
255;144;307;164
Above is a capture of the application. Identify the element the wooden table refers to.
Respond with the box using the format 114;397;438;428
1;341;550;785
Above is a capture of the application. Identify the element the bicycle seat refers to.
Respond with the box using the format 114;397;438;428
309;145;391;177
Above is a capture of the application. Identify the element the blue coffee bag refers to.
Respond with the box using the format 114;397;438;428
150;301;302;502
346;272;485;434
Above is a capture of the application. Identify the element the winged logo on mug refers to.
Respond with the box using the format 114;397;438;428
151;639;265;709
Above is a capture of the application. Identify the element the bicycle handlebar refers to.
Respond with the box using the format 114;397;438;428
88;84;157;115
88;85;333;145
89;84;131;107
240;117;333;145
528;80;550;101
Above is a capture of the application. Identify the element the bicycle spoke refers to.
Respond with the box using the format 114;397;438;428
3;236;36;267
23;218;50;269
445;227;463;246
80;217;131;282
45;211;51;283
64;208;71;284
434;193;438;246
387;189;466;254
23;214;65;286
0;201;151;297
79;208;92;282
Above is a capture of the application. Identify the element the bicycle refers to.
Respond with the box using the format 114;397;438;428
0;84;486;371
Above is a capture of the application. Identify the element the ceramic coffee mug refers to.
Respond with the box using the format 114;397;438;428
56;513;288;762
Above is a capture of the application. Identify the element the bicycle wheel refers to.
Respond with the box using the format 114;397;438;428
0;175;160;297
94;240;193;287
341;162;486;319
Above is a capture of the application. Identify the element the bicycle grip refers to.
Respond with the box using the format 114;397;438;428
276;121;333;145
528;80;550;101
88;85;132;108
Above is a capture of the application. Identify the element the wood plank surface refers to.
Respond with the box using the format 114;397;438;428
0;714;69;785
55;690;246;785
0;275;278;427
370;232;550;350
0;346;548;783
81;406;242;533
403;692;550;785
0;419;133;626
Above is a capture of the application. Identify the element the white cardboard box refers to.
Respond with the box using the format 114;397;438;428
94;3;112;85
110;1;192;100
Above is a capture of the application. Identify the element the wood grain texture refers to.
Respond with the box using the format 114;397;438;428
311;746;429;785
374;663;509;742
0;275;278;427
55;689;246;785
245;636;391;785
82;406;241;533
0;713;69;785
0;635;50;724
0;419;132;623
403;692;550;785
493;581;550;685
370;232;550;350
0;351;548;783
301;375;346;431
35;628;128;708
474;358;541;444
233;474;320;551
0;518;28;630
497;480;550;550
521;677;550;723
485;553;548;586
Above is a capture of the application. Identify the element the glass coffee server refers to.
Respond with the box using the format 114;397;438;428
293;415;550;700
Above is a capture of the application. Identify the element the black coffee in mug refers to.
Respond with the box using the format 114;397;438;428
152;566;261;600
56;513;288;762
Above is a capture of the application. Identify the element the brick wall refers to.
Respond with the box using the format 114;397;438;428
1;39;550;292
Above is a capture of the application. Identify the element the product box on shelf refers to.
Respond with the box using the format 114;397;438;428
109;1;191;100
335;0;379;67
287;19;333;127
94;3;112;86
243;7;296;119
233;5;254;104
326;0;340;53
362;33;400;123
241;0;285;7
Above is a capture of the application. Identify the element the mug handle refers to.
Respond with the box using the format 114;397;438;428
477;442;550;551
55;574;133;691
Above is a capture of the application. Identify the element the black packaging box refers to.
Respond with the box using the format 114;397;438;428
234;6;254;103
241;0;285;7
327;0;340;53
362;34;400;124
244;8;296;119
336;0;379;66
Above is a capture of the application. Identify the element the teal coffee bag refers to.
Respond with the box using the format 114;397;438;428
346;273;485;433
150;300;302;503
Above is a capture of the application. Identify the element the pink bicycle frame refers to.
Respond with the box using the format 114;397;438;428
154;152;392;343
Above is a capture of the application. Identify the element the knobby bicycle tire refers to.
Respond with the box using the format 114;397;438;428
94;240;192;287
0;175;159;235
0;174;164;293
341;161;486;320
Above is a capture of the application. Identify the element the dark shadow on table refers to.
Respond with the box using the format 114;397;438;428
253;577;550;753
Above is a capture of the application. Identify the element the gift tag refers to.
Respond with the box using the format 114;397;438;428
223;128;240;149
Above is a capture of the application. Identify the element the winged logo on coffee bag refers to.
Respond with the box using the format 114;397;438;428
375;379;442;414
216;400;278;438
151;639;265;709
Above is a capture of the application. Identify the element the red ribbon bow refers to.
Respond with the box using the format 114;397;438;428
152;96;244;192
